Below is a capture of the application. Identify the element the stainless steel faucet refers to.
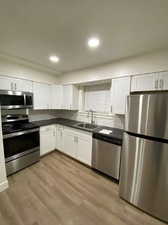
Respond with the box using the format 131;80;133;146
87;109;95;124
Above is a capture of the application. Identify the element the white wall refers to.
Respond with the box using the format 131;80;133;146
0;56;58;84
59;49;168;84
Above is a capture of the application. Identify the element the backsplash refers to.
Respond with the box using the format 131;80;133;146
29;110;58;121
75;113;124;129
1;109;124;129
29;110;124;129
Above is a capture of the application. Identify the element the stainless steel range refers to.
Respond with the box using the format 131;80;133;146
2;114;40;176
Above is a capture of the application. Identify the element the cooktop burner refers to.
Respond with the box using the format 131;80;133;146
2;122;39;135
2;114;39;135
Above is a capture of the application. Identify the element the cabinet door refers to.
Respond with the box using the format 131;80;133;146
131;74;156;92
33;82;51;109
111;77;130;114
16;79;33;92
62;85;72;109
62;85;78;110
56;125;64;151
158;71;168;90
0;77;13;90
51;85;63;109
63;130;77;158
40;125;56;156
0;76;33;92
77;136;92;166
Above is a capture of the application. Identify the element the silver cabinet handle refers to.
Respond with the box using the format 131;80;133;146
161;79;164;89
11;82;13;90
110;105;112;113
159;79;161;89
155;80;158;89
159;79;164;89
15;83;17;90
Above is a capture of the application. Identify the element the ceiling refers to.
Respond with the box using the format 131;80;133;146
0;0;168;75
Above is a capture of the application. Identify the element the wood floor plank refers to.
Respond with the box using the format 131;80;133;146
0;151;166;225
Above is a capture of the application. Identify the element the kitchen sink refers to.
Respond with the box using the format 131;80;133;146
76;123;98;130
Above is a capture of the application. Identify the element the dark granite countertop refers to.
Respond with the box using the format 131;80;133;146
32;118;77;127
93;126;123;145
32;118;123;145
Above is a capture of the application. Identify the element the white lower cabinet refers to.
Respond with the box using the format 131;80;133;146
63;127;92;166
76;135;92;166
40;125;56;156
41;124;92;166
56;125;64;151
63;129;77;158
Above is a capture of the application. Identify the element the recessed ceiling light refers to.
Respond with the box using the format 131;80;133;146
49;55;60;63
88;37;100;48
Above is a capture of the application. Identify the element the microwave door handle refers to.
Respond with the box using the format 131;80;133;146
24;94;26;106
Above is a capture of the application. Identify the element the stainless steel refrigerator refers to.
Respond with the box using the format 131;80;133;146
119;92;168;223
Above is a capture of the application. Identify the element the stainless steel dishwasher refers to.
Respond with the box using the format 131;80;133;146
92;128;123;180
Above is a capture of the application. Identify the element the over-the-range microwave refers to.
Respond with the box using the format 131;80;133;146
0;90;33;109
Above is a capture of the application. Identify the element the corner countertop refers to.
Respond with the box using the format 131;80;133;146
32;118;124;145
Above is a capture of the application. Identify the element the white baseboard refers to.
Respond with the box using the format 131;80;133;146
0;180;8;192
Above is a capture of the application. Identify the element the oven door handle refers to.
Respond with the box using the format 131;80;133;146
3;128;39;139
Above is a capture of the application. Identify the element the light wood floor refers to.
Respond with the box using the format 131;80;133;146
0;151;166;225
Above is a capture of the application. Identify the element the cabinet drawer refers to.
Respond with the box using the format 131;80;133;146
64;126;92;141
40;125;55;132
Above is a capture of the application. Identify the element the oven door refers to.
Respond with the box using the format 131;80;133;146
3;128;39;162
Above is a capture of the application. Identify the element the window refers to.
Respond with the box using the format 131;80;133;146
84;83;111;113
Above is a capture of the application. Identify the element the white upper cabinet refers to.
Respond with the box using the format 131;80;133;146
131;71;168;92
16;79;33;92
111;76;131;115
51;85;63;109
0;76;33;92
0;77;12;90
33;82;51;110
62;85;79;110
131;74;156;92
157;71;168;90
